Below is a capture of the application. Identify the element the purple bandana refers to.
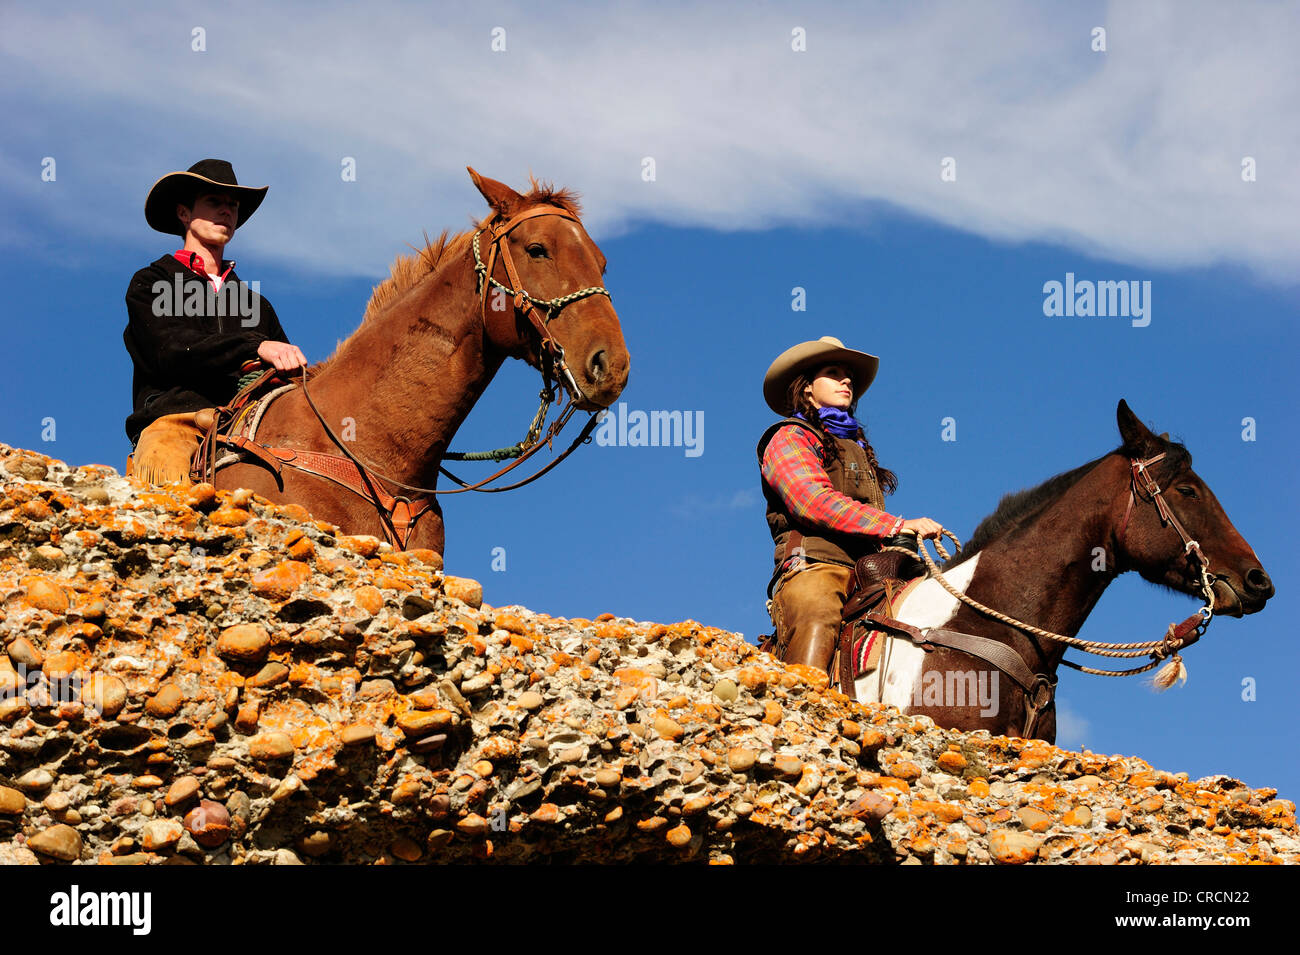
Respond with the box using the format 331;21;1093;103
797;406;862;441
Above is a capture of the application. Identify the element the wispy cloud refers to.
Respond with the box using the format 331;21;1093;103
3;1;1296;280
1055;699;1092;750
669;488;760;520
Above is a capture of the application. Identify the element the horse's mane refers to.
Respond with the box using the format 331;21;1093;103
944;438;1191;568
309;179;583;373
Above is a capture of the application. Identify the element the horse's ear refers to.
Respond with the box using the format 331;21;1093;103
1117;399;1161;456
467;167;523;218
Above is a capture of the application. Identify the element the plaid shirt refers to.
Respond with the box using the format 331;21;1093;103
761;424;904;538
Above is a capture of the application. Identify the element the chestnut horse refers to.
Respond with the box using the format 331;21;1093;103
854;400;1273;742
212;169;629;555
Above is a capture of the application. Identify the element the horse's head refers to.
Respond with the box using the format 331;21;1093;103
468;168;629;411
1115;399;1274;617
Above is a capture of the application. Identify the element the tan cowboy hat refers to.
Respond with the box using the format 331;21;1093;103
144;159;268;236
763;336;879;415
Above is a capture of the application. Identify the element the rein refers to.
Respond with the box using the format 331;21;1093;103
882;452;1216;688
203;204;613;547
855;453;1219;737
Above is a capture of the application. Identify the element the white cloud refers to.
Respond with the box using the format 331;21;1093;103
2;0;1296;281
1055;699;1092;750
669;488;760;519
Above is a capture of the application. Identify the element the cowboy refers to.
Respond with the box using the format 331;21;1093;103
123;158;306;484
758;336;945;674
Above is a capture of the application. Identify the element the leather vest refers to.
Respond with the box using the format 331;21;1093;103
758;418;887;590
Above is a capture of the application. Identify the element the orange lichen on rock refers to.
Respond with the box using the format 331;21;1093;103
0;441;1294;866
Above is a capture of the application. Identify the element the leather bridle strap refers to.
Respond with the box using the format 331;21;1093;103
475;205;610;403
1116;452;1216;612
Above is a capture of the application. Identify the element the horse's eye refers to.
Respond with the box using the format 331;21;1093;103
1176;485;1198;499
526;244;548;258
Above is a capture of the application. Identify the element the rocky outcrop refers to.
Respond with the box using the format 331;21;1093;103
0;442;1294;864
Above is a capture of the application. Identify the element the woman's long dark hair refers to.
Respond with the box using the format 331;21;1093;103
787;373;898;495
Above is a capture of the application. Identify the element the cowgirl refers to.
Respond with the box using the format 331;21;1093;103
758;337;943;672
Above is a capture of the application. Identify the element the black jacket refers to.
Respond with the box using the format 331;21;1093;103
123;255;290;444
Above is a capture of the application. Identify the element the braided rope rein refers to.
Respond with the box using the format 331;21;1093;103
882;528;1211;688
444;384;556;462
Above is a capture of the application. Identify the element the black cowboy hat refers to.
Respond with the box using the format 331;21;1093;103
144;159;268;236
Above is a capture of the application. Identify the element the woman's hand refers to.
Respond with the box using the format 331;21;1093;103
257;340;308;372
901;517;944;540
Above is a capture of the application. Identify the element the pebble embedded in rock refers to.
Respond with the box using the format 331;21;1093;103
299;831;332;857
726;748;756;773
0;787;26;815
989;830;1043;864
21;577;69;613
396;709;454;738
773;754;804;779
595;768;621;787
185;483;217;510
28;824;82;861
1016;807;1053;833
6;637;43;669
443;576;483;609
712;679;738;702
208;505;251;527
517;691;544;711
146;683;185;717
165;776;201;807
248;732;295;760
653;714;684;741
340;723;375;746
666;823;693;847
248;662;290;689
217;624;271;662
16;769;54;793
390;837;422;862
141;819;184;852
184;801;231;848
1061;805;1093;828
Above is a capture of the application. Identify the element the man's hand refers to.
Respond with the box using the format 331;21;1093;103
257;340;308;372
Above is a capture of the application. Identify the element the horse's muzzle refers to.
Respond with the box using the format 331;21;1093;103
1214;567;1274;617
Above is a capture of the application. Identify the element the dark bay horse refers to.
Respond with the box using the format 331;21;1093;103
212;169;629;555
855;400;1273;742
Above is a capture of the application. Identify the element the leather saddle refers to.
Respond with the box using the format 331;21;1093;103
832;547;927;697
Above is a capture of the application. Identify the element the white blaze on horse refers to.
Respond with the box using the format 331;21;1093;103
852;400;1273;742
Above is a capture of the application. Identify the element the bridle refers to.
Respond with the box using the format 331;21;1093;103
473;204;612;405
200;204;616;549
857;451;1223;738
1116;451;1219;623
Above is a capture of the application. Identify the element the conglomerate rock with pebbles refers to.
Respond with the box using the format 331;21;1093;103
0;442;1294;865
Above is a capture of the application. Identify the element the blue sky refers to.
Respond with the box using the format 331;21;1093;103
2;1;1297;800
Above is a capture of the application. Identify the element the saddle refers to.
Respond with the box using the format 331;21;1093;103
190;368;295;485
833;552;927;697
188;368;436;550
